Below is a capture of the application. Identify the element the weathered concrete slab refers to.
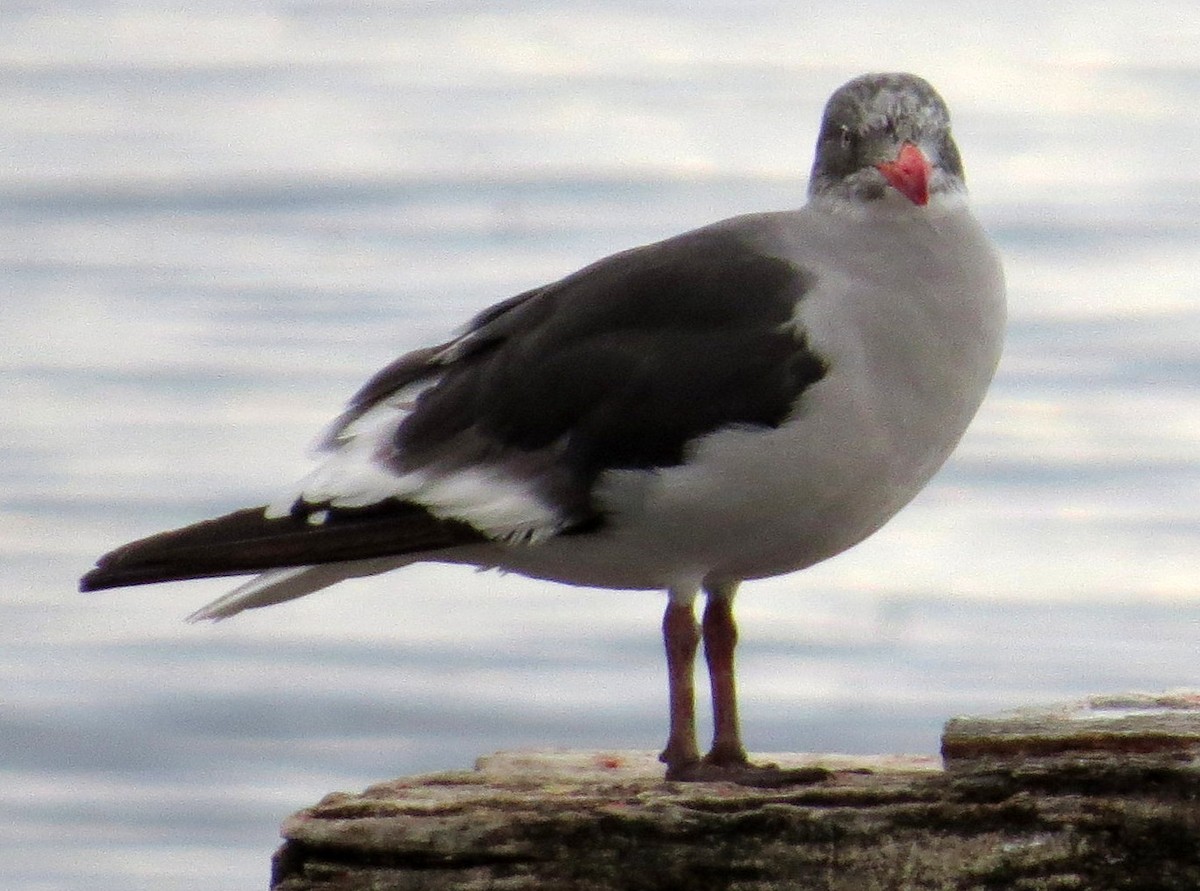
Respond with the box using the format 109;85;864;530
273;693;1200;891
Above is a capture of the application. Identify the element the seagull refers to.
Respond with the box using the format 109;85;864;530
81;72;1005;783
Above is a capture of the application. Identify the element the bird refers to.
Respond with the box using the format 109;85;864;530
80;72;1005;783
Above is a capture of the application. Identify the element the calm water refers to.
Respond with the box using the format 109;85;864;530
3;3;1199;889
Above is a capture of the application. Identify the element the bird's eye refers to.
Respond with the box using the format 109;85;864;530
838;127;856;150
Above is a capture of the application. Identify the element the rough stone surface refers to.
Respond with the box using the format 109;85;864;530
943;691;1200;763
273;693;1200;891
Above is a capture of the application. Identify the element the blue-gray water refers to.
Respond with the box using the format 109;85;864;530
3;4;1199;889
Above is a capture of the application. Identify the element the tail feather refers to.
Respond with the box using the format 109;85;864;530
79;500;487;593
185;559;408;622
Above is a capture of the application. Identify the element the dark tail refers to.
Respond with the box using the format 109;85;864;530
79;500;487;592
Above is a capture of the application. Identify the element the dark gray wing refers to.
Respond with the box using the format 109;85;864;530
360;224;828;528
319;286;546;449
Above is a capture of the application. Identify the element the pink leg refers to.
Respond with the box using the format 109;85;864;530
702;583;749;766
658;590;701;772
663;583;830;786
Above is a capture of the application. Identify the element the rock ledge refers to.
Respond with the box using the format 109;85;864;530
273;693;1200;890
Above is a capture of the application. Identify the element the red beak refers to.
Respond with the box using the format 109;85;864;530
875;142;931;206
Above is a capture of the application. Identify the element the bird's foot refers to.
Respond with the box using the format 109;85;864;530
663;749;831;787
658;741;701;769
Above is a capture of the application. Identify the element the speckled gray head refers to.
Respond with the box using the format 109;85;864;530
808;72;966;206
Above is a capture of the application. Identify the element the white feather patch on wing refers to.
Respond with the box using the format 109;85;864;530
267;380;426;520
389;466;565;543
267;388;566;543
265;419;403;518
320;381;427;451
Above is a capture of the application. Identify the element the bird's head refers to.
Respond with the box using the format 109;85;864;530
808;72;966;209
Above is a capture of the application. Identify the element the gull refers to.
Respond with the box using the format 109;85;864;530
81;72;1005;783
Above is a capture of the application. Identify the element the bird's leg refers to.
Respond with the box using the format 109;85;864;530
666;582;829;787
701;582;749;767
659;588;701;773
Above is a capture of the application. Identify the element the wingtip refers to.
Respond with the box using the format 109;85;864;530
77;555;177;593
78;567;111;593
